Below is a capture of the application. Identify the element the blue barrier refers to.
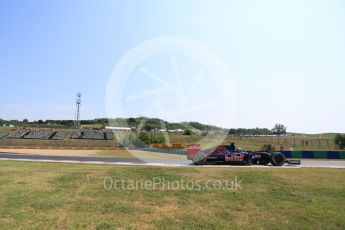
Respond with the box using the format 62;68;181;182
281;151;345;159
283;151;292;158
303;151;314;158
327;151;340;159
140;148;186;155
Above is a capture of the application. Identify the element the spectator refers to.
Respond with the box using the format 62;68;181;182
271;145;276;152
280;145;284;151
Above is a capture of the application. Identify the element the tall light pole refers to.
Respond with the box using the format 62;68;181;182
75;93;82;131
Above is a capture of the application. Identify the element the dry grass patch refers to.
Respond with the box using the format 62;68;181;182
0;161;344;229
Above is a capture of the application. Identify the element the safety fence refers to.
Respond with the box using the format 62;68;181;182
226;136;336;149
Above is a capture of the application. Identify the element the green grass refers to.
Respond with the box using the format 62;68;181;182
0;161;344;229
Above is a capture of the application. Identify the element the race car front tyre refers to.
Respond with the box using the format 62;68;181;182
244;161;252;166
270;153;286;166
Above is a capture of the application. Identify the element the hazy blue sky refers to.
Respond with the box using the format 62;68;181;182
1;0;344;133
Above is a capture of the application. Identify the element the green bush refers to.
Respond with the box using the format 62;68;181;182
184;130;192;135
334;134;345;149
137;132;165;146
261;143;273;152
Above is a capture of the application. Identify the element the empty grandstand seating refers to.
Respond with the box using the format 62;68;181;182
82;130;104;140
105;131;113;140
72;130;113;140
0;132;10;139
5;129;112;141
72;131;83;139
51;131;65;140
8;129;30;138
24;130;55;139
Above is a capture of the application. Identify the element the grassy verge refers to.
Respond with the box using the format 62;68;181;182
0;161;344;229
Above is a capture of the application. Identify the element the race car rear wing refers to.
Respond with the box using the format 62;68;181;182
187;144;201;160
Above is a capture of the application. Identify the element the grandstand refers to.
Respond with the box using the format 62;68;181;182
7;129;30;138
3;129;112;141
5;129;67;140
82;130;104;140
24;130;55;139
72;131;83;139
0;132;10;139
72;130;113;140
105;131;113;140
51;132;65;140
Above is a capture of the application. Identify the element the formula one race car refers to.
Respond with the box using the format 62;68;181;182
187;144;301;166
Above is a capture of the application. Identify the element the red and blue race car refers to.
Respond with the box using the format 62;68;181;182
187;144;300;166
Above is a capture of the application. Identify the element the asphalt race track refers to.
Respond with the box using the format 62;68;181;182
1;153;345;168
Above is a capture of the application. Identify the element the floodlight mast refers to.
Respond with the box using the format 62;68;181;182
75;93;82;131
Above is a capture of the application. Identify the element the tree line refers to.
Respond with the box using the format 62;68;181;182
0;118;288;135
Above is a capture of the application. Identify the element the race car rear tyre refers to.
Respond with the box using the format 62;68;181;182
270;153;285;166
193;151;208;165
194;158;207;165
